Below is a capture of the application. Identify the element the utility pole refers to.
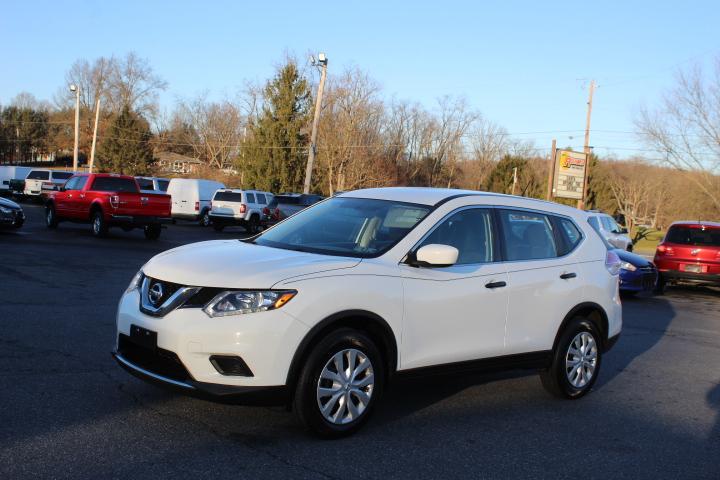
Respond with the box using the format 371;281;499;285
578;80;595;209
546;138;557;200
303;53;328;194
89;98;101;173
511;166;518;196
70;84;80;172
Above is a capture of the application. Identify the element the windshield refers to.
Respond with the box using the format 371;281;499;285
253;197;431;257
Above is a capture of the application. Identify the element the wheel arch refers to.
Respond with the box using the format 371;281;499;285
89;201;104;218
286;309;399;391
553;302;610;352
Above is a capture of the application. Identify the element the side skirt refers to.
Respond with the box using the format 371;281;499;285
395;350;552;380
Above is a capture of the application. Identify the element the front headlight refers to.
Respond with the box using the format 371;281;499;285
619;261;637;272
126;270;144;293
203;290;297;317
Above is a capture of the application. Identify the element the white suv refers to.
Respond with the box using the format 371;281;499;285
114;188;622;437
209;189;273;233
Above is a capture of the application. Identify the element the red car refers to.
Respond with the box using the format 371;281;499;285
45;173;172;239
654;221;720;291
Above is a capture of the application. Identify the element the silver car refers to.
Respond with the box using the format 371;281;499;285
587;213;633;251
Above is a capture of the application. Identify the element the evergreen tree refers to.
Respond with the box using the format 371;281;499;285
241;61;311;192
485;155;541;197
97;106;154;175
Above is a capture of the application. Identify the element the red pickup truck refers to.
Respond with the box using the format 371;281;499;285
45;173;172;239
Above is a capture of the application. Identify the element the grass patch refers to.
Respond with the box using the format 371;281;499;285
632;227;665;254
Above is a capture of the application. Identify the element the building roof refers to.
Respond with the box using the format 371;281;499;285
154;151;202;164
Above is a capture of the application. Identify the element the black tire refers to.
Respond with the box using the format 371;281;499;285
654;274;666;295
627;244;634;252
293;328;384;438
91;209;108;238
213;223;225;232
45;204;58;229
540;316;602;399
144;224;161;240
199;209;211;227
247;215;260;234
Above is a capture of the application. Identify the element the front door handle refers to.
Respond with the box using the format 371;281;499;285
560;272;577;280
485;281;507;289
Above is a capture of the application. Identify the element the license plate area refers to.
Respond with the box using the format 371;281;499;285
683;264;704;273
130;324;158;350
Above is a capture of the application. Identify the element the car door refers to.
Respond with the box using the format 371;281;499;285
399;207;509;369
500;209;585;355
53;177;75;217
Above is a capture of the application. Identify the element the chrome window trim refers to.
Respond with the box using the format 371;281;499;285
404;204;585;267
139;276;201;317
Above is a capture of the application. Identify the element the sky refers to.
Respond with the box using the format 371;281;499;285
1;0;718;159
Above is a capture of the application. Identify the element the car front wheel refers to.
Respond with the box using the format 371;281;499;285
91;210;108;237
540;316;601;399
46;204;58;229
293;329;384;438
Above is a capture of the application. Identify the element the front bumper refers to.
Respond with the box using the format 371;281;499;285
209;214;247;225
619;268;658;292
112;350;288;405
115;290;308;392
0;208;24;226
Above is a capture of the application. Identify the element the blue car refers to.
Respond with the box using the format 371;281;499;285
616;248;658;294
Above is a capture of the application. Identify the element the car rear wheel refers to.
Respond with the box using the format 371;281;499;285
199;209;211;227
540;316;602;399
45;205;58;229
144;224;161;240
91;210;108;238
293;329;384;438
247;215;259;234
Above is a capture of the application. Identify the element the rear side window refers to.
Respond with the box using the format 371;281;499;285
246;193;256;203
556;217;583;255
666;225;720;247
90;177;138;193
27;171;50;180
418;208;495;265
213;191;243;202
136;178;154;190
157;180;169;191
499;209;558;261
256;193;267;204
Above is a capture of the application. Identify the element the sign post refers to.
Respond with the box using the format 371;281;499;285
552;150;587;200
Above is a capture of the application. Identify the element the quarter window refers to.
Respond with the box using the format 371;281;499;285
556;217;582;255
256;193;266;204
499;209;558;261
418;208;495;265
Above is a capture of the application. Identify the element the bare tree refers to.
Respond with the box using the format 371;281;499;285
106;52;168;118
175;94;245;169
636;58;720;210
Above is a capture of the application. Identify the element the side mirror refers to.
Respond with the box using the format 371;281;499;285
413;244;459;268
619;228;628;234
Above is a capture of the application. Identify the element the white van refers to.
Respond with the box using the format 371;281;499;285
166;178;225;225
24;169;73;197
209;189;274;233
0;166;32;194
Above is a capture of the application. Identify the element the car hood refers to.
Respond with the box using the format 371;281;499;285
615;248;652;267
142;240;361;288
0;196;20;209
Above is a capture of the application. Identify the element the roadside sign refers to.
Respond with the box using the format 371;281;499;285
552;150;587;199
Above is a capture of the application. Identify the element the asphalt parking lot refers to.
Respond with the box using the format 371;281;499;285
1;202;718;479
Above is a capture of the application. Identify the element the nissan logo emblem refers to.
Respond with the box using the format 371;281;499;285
149;283;164;305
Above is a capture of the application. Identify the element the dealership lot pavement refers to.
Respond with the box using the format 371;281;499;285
1;203;718;479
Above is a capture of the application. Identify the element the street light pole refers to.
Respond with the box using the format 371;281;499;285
89;98;101;173
70;84;80;172
303;53;328;194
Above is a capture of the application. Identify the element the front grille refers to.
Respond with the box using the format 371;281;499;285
146;277;182;306
117;334;191;382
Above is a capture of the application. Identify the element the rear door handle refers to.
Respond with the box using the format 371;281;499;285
485;281;507;289
560;272;577;280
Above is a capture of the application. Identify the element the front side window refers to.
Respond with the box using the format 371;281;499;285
417;208;495;264
499;209;558;261
63;177;79;191
253;197;430;257
75;176;88;190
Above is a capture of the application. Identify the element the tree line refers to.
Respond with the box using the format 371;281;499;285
1;52;718;228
